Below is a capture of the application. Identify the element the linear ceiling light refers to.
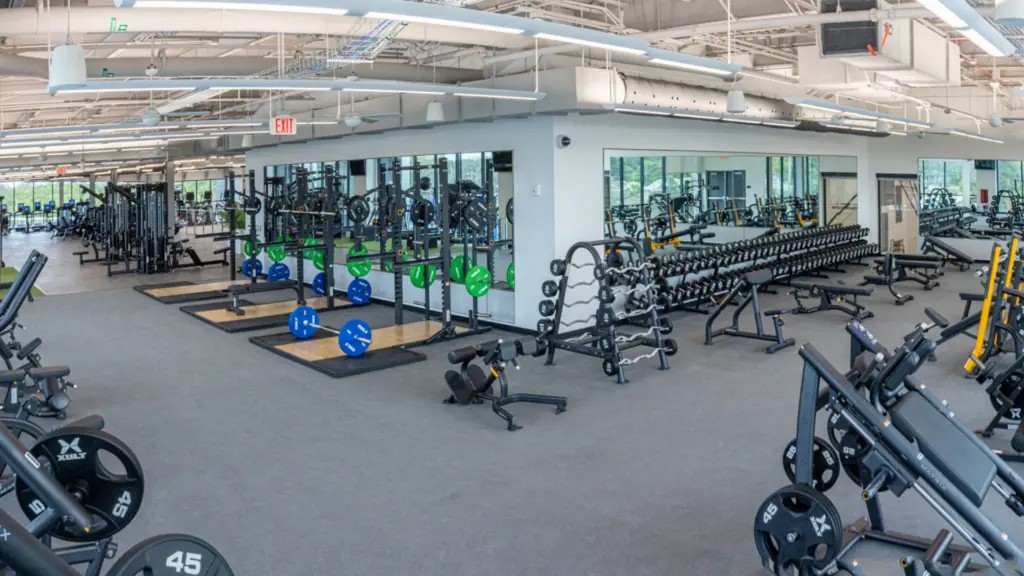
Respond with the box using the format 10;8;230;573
118;0;349;16
949;128;1004;144
453;92;538;101
49;79;545;101
916;0;969;27
960;27;1015;57
365;11;524;34
785;97;933;129
646;49;742;77
605;104;798;128
532;33;647;56
820;122;877;133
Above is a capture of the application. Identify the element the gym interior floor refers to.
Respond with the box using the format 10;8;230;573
3;232;1021;575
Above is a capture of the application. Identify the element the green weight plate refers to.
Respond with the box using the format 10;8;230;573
465;265;492;298
313;250;326;271
243;240;260;258
303;237;318;260
346;245;371;278
410;264;438;289
451;255;467;284
267;235;286;263
506;262;515;289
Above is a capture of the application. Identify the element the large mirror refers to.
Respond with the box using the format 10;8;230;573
603;151;857;248
914;158;1023;241
262;150;515;324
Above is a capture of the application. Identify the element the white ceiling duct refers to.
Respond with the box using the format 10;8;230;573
48;44;87;90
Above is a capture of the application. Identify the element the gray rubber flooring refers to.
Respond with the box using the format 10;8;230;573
4;234;1023;576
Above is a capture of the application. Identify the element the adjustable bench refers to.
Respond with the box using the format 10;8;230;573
921;236;977;271
782;281;874;320
224;280;299;316
861;254;941;305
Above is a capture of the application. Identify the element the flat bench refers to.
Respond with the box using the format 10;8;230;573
769;282;874;321
862;254;941;304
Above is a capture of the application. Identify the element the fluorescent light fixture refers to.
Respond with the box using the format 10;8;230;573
97;125;184;133
949;128;1004;144
298;121;340;125
325;58;374;64
720;116;763;125
127;0;349;16
342;88;444;96
182;121;264;128
1;129;93;139
50;79;546;102
646;48;742;77
820;122;877;133
453;92;539;101
785;97;933;129
761;120;801;128
960;27;1015;57
365;11;523;34
888;131;908;136
672;111;722;120
532;33;647;56
611;107;672;116
915;0;968;28
647;58;736;76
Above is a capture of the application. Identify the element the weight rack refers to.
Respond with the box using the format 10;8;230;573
539;237;672;384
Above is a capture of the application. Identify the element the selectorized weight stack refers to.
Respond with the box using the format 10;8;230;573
539;237;676;384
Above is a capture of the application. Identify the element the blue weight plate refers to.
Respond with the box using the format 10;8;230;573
348;278;372;306
312;272;326;296
288;306;320;340
267;262;291;282
338;319;372;357
241;258;264;278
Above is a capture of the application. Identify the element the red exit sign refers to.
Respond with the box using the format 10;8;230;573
55;166;68;176
271;116;296;136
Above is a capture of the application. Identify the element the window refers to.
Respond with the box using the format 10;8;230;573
919;159;965;207
621;157;642;208
999;161;1023;193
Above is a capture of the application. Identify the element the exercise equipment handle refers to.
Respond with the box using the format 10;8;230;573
0;508;78;576
448;347;479;365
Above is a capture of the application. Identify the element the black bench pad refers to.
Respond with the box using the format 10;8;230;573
226;280;298;294
791;282;873;297
890;393;996;506
28;366;70;379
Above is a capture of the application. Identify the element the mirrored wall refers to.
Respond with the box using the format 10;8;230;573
604;151;857;245
914;158;1020;241
263;150;515;322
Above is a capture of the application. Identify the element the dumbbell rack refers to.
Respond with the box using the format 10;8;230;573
627;226;877;315
539;238;670;384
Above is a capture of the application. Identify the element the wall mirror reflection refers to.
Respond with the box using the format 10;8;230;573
603;151;857;250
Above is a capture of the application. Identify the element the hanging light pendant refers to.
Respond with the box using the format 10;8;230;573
726;90;747;114
49;44;87;90
426;101;445;123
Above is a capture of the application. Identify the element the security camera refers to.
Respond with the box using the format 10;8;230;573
141;107;160;127
556;135;571;149
145;63;159;77
991;116;1004;128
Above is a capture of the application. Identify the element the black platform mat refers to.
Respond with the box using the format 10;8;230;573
179;299;253;314
249;330;425;378
133;281;230;304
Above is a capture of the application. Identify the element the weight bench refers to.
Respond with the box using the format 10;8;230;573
705;269;794;354
224;280;299;316
861;254;941;305
778;281;874;321
921;236;976;271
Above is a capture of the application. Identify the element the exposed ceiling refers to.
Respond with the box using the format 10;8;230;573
0;0;1023;180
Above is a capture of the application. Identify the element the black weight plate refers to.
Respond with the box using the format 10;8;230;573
602;359;619;377
505;198;513;223
539;300;556;318
593;264;607;281
463;200;488;232
17;427;145;542
599;337;615;353
989;371;1024;420
781;437;840;492
825;411;851;449
105;533;235;576
550;259;567;276
410;199;435;227
598;286;615;304
596;307;616;327
754;484;843;575
658;317;673;335
663;338;678;357
542;280;559;298
537;319;553;336
838;429;880;491
346;196;370;224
